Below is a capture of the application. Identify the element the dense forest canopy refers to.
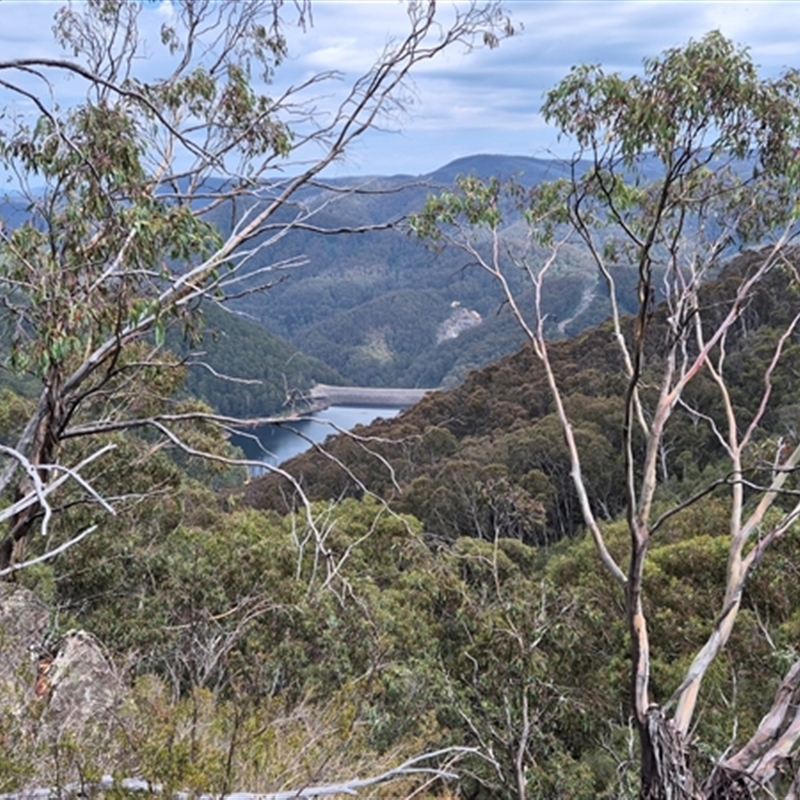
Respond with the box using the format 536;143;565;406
242;31;800;799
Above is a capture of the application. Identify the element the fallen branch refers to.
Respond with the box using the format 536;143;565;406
0;747;478;800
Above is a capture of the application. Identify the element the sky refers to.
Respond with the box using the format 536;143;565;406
283;0;800;175
3;1;800;177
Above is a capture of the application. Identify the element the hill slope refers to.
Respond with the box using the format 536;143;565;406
239;247;800;545
222;154;629;389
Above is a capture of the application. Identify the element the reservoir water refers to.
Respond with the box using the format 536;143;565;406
232;404;404;471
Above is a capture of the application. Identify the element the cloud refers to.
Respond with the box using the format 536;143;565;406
2;0;799;177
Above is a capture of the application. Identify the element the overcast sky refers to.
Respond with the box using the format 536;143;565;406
283;0;800;175
4;1;800;177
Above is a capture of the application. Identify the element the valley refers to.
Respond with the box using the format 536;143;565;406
2;10;800;797
182;153;637;419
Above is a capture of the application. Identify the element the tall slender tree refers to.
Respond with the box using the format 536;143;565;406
413;32;800;798
0;0;514;574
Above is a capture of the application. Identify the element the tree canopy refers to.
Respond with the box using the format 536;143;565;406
0;0;513;574
409;30;800;799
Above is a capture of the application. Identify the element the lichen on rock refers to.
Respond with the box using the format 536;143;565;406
0;585;120;735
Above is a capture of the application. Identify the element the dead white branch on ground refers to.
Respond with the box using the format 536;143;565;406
0;747;478;800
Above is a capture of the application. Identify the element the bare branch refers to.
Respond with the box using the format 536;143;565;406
0;524;97;578
0;747;479;800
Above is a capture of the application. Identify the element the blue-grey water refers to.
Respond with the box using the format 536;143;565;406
232;405;403;472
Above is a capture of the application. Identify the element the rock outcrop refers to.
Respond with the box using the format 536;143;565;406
0;582;50;707
0;584;120;733
40;629;120;731
436;305;482;343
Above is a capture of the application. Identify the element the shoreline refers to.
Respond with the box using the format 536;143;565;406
235;385;438;428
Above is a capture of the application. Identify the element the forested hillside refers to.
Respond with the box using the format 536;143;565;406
220;154;635;389
175;304;343;418
239;247;800;546
4;5;800;798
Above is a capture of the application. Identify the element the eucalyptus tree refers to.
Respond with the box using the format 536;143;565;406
0;0;513;574
413;32;800;799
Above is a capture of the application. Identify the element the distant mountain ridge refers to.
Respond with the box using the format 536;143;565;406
225;152;625;390
0;154;636;412
425;153;580;185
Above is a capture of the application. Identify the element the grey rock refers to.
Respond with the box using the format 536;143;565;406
0;583;49;698
44;629;120;731
436;305;482;343
0;584;120;734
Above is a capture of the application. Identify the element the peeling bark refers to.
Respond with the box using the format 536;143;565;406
640;707;699;800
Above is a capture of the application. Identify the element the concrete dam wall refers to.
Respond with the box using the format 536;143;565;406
309;384;434;408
